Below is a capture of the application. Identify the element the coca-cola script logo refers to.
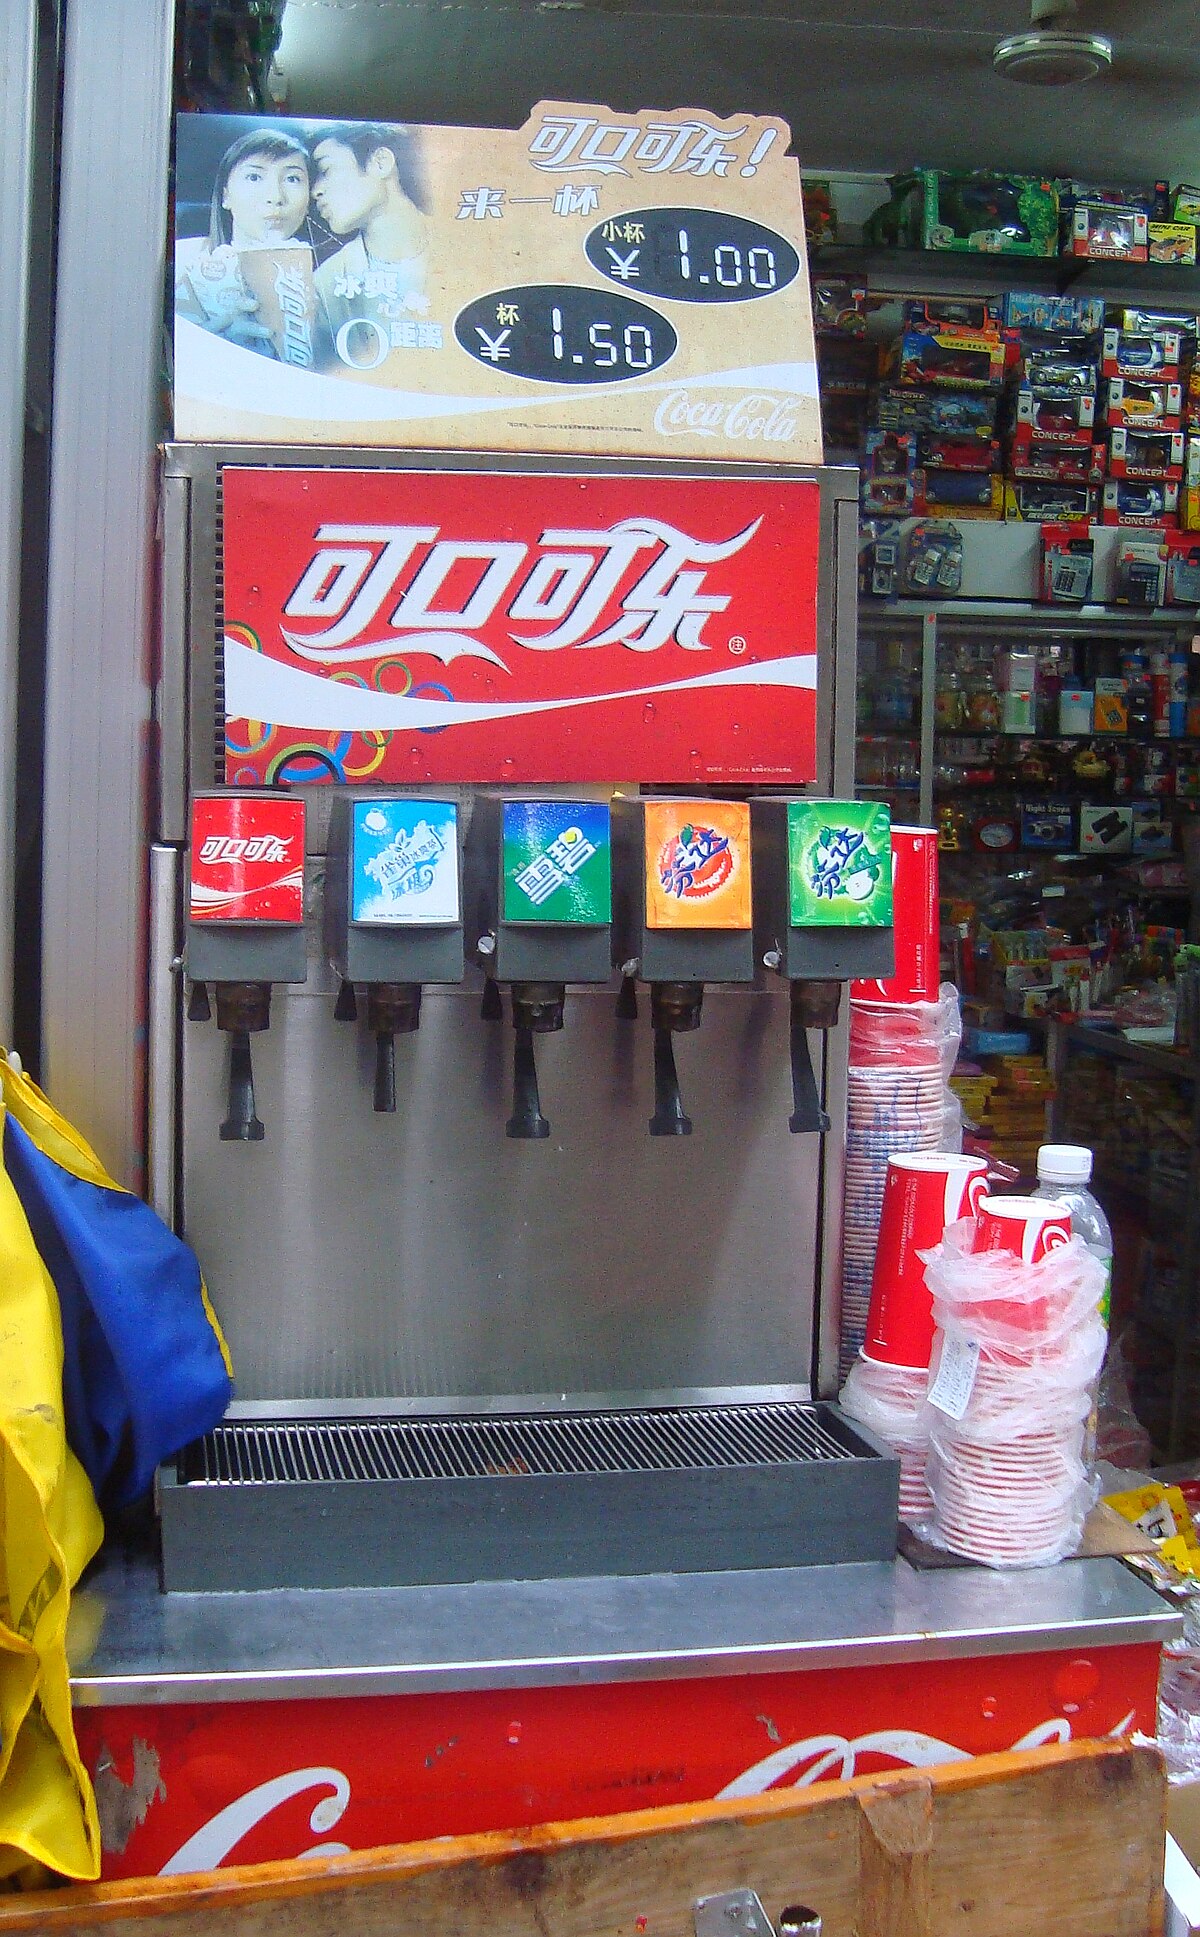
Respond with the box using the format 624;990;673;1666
189;798;306;924
278;516;762;672
653;389;798;443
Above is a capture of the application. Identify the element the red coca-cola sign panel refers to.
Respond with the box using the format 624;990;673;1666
219;467;819;786
189;796;306;922
75;1643;1158;1879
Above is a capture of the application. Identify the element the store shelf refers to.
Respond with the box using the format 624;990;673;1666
860;599;1195;630
1044;1019;1197;1083
814;244;1200;308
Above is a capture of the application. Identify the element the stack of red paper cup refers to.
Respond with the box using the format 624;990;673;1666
924;1195;1105;1567
840;1151;987;1522
840;826;945;1379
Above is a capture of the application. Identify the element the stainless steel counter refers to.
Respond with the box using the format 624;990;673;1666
68;1546;1177;1708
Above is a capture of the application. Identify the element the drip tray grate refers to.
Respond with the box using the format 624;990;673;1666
160;1402;898;1591
179;1403;858;1487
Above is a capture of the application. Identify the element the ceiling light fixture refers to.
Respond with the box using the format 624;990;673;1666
993;0;1113;85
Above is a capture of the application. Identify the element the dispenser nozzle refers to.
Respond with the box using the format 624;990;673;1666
788;981;840;1135
648;982;701;1136
480;976;504;1021
215;982;271;1142
365;983;422;1115
334;978;358;1022
507;1024;550;1139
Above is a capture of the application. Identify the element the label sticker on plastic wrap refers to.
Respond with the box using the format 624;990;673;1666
927;1333;980;1420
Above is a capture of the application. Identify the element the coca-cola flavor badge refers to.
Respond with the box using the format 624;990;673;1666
190;795;306;923
221;466;819;786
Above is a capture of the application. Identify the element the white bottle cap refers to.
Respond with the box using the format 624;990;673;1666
1037;1143;1093;1185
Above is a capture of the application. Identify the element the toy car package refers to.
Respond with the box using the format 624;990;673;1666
904;297;1001;335
1059;179;1162;215
1149;222;1197;265
1101;479;1179;526
1005;480;1097;524
1039;525;1095;604
1067;205;1149;262
891;328;1006;390
900;519;964;596
1014;388;1096;443
920;433;1002;472
1103;377;1184;428
1101;328;1184;378
865;169;1059;257
1002;291;1106;334
1018;346;1098;397
1011;436;1104;485
1107;427;1185;480
914;469;1003;517
873;386;998;438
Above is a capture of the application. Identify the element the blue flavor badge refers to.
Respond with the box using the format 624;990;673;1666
351;799;460;925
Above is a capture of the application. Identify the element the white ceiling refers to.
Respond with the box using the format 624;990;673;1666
276;0;1200;181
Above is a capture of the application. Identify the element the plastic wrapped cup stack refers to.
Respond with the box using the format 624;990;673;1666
920;1215;1107;1568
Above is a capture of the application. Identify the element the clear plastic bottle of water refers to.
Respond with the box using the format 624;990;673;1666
1034;1144;1113;1326
1035;1144;1113;1484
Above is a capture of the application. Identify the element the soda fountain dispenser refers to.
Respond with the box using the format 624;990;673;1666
184;794;307;1141
751;800;895;1135
325;797;464;1113
465;796;613;1138
611;798;755;1137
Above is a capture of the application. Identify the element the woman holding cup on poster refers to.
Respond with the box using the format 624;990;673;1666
175;128;322;363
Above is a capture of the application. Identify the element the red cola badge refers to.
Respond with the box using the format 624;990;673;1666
190;796;306;924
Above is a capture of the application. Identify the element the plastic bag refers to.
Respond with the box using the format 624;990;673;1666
838;1354;933;1522
0;1089;104;1881
916;1220;1106;1568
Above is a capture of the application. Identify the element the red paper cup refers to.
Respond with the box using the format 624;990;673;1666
863;1153;989;1369
971;1194;1072;1265
851;826;940;1007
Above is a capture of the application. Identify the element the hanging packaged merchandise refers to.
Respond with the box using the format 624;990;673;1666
0;1057;233;1513
858;519;902;600
1103;377;1184;428
1101;328;1184;379
900;519;963;597
1040;526;1095;604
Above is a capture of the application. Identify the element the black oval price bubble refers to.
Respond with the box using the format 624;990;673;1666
585;208;800;305
455;285;676;385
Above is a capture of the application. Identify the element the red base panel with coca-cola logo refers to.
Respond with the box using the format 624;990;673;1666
74;1643;1160;1879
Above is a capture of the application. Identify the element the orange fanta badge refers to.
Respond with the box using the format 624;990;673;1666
644;800;752;930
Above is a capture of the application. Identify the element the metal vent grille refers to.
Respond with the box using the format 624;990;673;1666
180;1403;856;1486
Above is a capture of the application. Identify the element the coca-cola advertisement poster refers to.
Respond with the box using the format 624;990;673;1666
220;465;820;786
173;103;820;462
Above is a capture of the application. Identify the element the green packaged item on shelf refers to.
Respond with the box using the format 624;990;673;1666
864;169;1059;258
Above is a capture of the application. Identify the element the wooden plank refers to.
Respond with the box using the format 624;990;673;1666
0;1740;1165;1937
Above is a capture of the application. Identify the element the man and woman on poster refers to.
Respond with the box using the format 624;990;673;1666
175;118;431;371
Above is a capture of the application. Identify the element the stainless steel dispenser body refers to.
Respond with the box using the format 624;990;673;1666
153;447;860;1422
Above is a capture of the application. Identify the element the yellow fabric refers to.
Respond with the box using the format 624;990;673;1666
0;1083;104;1880
0;1059;233;1381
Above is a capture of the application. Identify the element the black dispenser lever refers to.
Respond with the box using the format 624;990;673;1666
506;983;563;1139
648;981;701;1137
216;983;269;1142
788;981;840;1135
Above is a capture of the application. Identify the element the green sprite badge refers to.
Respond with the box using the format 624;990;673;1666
786;800;892;928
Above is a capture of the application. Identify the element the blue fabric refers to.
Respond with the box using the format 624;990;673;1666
3;1117;233;1510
